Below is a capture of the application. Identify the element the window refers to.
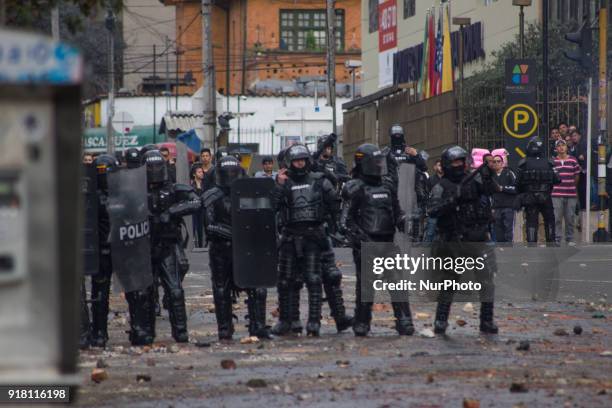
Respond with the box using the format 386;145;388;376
279;9;345;52
404;0;415;19
369;0;378;33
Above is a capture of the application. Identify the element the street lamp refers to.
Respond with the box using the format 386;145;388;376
452;17;471;145
344;60;362;100
513;0;532;58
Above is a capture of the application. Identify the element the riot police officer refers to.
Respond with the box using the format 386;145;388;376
340;144;413;337
271;144;340;337
124;147;141;169
427;146;498;335
202;156;272;340
90;154;156;347
144;150;202;343
310;134;353;332
386;125;429;241
516;137;560;244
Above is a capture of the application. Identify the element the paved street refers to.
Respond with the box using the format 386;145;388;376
76;248;611;407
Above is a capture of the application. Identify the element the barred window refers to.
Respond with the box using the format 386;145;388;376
404;0;415;19
279;9;345;52
369;0;378;33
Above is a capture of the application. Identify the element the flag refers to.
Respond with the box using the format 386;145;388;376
441;4;454;93
427;8;436;98
417;10;429;98
176;129;201;154
434;6;443;95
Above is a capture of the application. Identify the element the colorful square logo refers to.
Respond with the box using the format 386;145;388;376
512;64;529;85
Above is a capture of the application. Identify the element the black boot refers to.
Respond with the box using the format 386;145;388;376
126;288;155;346
306;284;323;336
290;286;303;334
353;302;372;337
526;226;538;245
324;282;354;333
213;286;234;340
90;275;110;348
168;289;189;343
392;302;415;336
433;302;451;335
271;285;292;336
79;279;91;350
479;302;499;334
246;289;273;339
545;223;558;247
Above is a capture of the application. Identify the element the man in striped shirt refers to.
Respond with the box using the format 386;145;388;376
552;139;581;245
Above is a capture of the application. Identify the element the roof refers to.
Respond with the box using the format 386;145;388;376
159;111;203;134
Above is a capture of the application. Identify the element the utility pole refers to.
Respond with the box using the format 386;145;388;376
594;0;609;241
202;0;217;148
326;0;337;134
105;8;116;154
51;4;60;40
453;17;471;146
165;36;171;111
175;43;179;110
153;44;157;143
542;0;549;154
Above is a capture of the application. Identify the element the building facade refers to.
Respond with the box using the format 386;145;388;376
122;0;177;92
361;0;591;97
162;0;362;96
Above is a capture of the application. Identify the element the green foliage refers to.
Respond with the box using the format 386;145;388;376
4;0;121;31
465;21;591;92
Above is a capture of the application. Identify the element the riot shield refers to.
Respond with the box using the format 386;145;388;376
231;177;278;288
107;166;154;292
175;141;194;250
81;164;99;276
397;163;417;235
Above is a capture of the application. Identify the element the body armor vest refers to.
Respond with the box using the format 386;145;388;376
149;184;181;242
437;177;490;240
286;175;324;224
519;157;555;194
357;183;395;235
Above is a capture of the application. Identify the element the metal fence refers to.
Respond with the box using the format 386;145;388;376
460;85;589;152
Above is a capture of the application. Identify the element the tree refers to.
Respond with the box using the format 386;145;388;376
465;21;591;92
3;0;125;99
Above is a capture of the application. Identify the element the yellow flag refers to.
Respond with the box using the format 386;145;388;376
441;4;454;93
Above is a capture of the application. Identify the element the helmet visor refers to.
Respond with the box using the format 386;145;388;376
361;154;388;177
217;165;243;187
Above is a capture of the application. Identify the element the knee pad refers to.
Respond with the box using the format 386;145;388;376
322;267;342;286
169;288;184;301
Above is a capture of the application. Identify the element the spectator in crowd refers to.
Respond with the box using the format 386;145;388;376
199;148;215;191
550;128;561;156
254;156;277;178
559;122;569;139
569;125;577;135
568;130;588;211
552;139;580;245
423;159;443;243
83;152;94;164
159;146;177;182
191;165;206;248
491;154;517;243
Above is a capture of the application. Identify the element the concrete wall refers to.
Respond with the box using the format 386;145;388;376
361;0;542;96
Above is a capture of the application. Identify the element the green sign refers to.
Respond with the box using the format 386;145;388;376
83;126;159;151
